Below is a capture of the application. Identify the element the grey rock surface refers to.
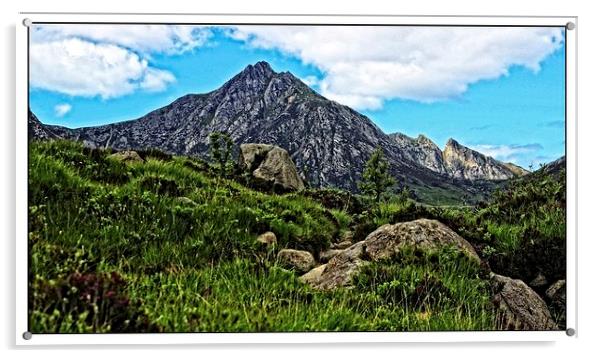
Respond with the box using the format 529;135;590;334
491;273;559;330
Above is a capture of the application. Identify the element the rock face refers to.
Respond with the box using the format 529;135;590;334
27;61;526;203
239;143;305;192
107;150;144;163
390;134;528;181
443;139;522;181
276;249;316;273
490;273;559;330
303;219;480;290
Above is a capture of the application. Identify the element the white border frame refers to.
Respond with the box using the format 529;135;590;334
15;13;577;345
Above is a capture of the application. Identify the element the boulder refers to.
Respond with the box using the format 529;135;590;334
332;240;353;250
108;150;143;163
276;249;315;273
303;219;480;291
299;264;327;286
363;219;480;263
239;143;305;192
319;249;344;263
256;231;277;246
490;273;558;330
310;242;367;290
545;279;566;307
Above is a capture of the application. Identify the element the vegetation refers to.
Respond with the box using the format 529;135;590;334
28;139;565;333
209;132;235;177
358;147;397;201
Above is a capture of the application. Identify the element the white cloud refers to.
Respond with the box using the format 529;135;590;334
30;38;175;99
471;143;543;163
229;26;564;109
29;25;210;98
54;103;72;117
31;25;212;55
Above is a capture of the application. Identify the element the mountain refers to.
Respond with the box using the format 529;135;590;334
389;134;528;181
28;61;528;204
29;110;59;140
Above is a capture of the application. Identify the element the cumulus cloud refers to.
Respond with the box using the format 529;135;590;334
54;103;72;117
228;26;564;109
29;25;209;98
471;143;543;164
30;38;175;99
31;24;212;55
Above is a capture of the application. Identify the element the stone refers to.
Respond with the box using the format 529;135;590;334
256;231;277;246
239;143;305;192
363;219;481;263
332;240;353;250
319;249;343;263
108;150;143;163
299;264;327;286
529;273;548;289
490;273;558;330
310;242;367;290
276;249;315;273
304;219;481;291
545;279;566;307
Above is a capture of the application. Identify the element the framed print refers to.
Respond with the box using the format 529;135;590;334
15;13;577;344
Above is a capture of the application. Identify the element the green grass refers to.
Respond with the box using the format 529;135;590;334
28;139;564;333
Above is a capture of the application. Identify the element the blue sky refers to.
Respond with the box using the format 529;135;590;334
29;25;565;168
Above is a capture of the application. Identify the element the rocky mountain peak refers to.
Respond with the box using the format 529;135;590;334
445;138;462;150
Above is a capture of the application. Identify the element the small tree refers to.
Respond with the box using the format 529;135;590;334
359;147;397;201
209;132;234;177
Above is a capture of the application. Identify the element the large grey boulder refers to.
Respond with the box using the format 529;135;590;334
239;143;305;192
362;219;481;263
490;273;559;330
276;249;315;273
303;219;480;290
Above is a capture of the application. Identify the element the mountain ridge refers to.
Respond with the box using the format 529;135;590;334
28;61;530;204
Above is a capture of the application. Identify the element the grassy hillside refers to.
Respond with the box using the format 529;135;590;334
28;140;564;332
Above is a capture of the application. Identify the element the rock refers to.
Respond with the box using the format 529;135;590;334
310;242;367;290
363;219;481;263
304;219;480;291
319;249;343;263
332;240;353;250
239;143;305;192
299;264;327;286
256;231;277;246
175;196;197;206
490;273;558;330
545;279;566;307
108;150;143;163
529;273;548;289
276;249;315;273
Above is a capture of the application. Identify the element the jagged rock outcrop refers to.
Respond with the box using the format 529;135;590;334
302;219;480;290
27;61;527;202
239;143;305;192
490;273;559;330
443;139;522;181
390;134;528;181
389;133;448;174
